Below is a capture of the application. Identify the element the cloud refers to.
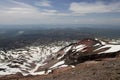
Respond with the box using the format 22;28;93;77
0;0;119;25
69;1;120;13
0;0;39;14
0;0;61;24
35;0;52;7
0;0;62;16
43;9;57;13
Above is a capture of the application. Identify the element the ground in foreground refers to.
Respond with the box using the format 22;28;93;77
0;57;120;80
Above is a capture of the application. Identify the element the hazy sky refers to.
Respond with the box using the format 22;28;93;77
0;0;120;25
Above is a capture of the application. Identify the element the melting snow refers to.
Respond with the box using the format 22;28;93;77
0;41;70;76
73;45;86;52
97;44;120;54
50;61;65;69
30;71;46;75
0;39;120;76
100;40;106;45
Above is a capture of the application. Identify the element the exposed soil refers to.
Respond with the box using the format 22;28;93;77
0;57;120;80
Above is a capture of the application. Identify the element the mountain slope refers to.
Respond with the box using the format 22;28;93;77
0;38;120;79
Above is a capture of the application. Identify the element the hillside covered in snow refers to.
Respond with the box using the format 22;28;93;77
0;38;120;77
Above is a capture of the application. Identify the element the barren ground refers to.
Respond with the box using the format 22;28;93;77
0;56;120;80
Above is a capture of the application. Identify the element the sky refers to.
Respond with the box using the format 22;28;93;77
0;0;120;25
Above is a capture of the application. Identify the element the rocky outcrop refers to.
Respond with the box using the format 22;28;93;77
55;38;120;65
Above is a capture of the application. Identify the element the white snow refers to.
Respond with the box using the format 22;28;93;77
73;45;86;52
58;46;72;60
0;39;119;76
94;43;101;47
50;61;65;69
30;71;45;75
59;65;68;68
109;41;119;44
100;40;106;45
71;65;75;68
0;63;21;76
46;70;52;74
97;44;120;54
64;46;72;52
0;41;70;76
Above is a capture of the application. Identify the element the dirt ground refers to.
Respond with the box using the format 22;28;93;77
0;57;120;80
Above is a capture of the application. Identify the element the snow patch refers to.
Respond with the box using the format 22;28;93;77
97;44;120;54
50;61;65;69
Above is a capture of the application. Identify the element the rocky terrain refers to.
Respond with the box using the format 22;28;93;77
0;38;120;80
